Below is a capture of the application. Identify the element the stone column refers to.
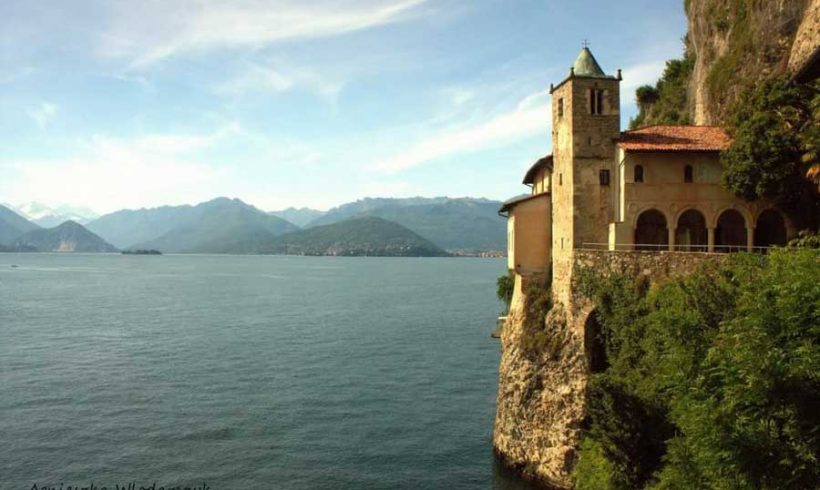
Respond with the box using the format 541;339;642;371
668;227;676;252
707;227;715;253
747;226;755;252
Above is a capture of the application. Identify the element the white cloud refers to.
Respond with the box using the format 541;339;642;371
99;0;428;69
620;60;668;95
375;90;551;173
215;62;343;100
1;125;241;212
27;102;59;129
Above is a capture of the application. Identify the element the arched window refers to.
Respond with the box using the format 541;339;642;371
715;209;746;252
676;209;707;252
634;165;644;183
684;165;693;183
754;210;787;249
635;209;668;250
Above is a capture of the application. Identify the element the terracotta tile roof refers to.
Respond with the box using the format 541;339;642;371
617;125;731;152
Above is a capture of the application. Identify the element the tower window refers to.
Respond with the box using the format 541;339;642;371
599;169;610;186
684;165;693;183
558;98;564;117
590;89;605;115
559;173;563;186
634;165;644;183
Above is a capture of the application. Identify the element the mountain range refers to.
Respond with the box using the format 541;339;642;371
303;197;506;251
216;216;447;256
13;221;118;253
269;207;326;228
1;195;506;256
3;202;99;227
0;205;118;253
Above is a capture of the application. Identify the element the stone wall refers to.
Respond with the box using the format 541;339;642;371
494;250;729;488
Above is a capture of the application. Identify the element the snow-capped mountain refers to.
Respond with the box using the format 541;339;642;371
11;202;99;227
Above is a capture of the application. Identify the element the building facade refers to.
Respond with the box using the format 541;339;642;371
501;47;794;304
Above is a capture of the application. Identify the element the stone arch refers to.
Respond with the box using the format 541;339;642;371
754;209;787;248
634;209;669;251
584;310;608;374
675;209;708;252
715;209;747;252
710;204;753;229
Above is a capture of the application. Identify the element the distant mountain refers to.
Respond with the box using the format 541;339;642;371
88;197;299;250
0;204;40;244
305;197;505;252
13;221;118;252
269;207;325;228
249;217;448;256
12;202;98;227
129;198;299;253
87;203;197;248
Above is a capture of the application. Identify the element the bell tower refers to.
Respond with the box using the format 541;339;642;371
549;46;621;304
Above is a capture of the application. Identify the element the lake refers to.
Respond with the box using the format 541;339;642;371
0;254;537;490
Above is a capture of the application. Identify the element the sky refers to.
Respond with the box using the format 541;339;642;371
0;0;688;214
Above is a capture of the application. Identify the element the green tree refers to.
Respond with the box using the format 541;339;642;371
573;250;820;489
721;77;819;223
496;272;514;311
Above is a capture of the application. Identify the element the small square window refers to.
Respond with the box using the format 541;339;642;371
599;169;610;186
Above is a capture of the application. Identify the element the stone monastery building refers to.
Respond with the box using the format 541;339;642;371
499;47;794;303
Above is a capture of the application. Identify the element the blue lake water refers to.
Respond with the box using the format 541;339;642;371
0;254;536;490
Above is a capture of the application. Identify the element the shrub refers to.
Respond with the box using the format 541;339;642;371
573;249;820;489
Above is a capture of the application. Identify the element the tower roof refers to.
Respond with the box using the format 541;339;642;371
572;47;607;78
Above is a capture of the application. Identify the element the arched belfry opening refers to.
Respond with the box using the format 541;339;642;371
635;209;668;250
755;210;787;248
585;310;608;374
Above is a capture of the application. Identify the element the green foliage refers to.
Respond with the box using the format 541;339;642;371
630;55;694;129
721;77;819;221
497;272;515;311
573;250;820;489
518;274;557;356
789;230;820;249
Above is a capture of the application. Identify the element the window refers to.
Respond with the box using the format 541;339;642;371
634;165;644;182
599;169;610;186
589;89;605;115
684;165;693;183
558;98;564;117
559;173;563;186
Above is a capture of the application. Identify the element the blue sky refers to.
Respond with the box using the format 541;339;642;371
0;0;687;213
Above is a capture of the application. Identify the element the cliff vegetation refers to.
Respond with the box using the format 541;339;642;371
571;248;820;489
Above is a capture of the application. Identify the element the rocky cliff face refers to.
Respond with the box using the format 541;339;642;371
688;0;814;124
641;0;817;127
493;275;586;489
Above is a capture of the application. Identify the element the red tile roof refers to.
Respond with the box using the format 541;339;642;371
617;125;731;152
